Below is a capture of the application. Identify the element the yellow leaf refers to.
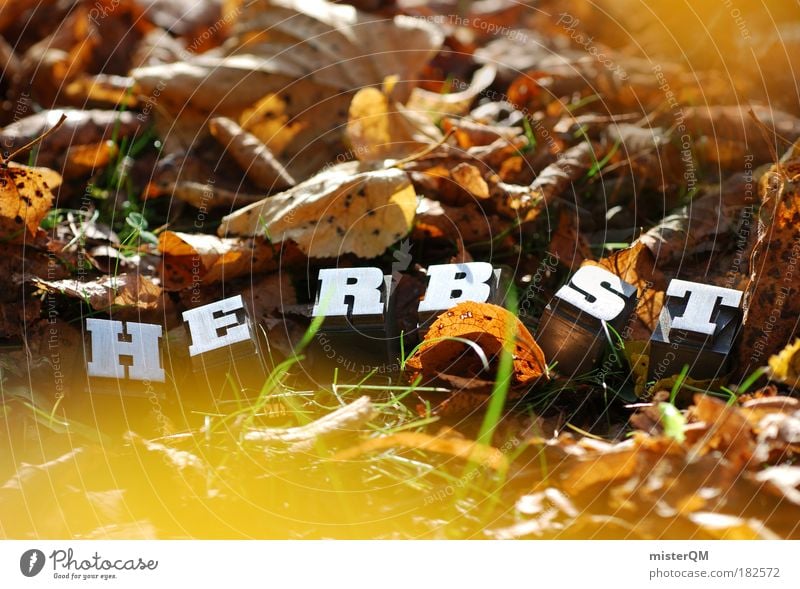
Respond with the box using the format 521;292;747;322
768;338;800;389
0;162;60;239
218;162;417;259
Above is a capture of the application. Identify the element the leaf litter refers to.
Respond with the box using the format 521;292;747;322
1;0;800;540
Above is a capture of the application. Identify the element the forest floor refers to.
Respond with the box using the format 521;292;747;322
1;0;800;539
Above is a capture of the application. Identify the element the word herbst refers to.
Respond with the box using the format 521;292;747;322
82;262;743;387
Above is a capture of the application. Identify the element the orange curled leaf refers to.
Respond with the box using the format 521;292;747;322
405;301;548;387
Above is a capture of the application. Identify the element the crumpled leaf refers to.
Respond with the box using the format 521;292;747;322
158;231;276;290
0;162;61;239
638;177;749;263
217;161;417;259
405;301;548;388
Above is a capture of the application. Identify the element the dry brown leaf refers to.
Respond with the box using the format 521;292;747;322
738;155;800;376
0;109;142;169
0;162;60;240
145;180;264;210
413;197;501;247
64;141;119;178
240;272;297;321
64;74;137;109
158;231;276;291
504;141;601;221
218;162;417;259
208;116;296;190
690;394;754;468
33;273;162;313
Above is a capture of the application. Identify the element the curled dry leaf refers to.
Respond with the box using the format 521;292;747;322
0;162;61;240
208;116;296;190
638;175;750;264
158;231;276;291
405;301;548;388
218;162;417;259
405;64;497;120
33;273;163;312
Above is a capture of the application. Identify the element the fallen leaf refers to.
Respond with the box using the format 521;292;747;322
689;394;754;468
158;231;276;290
405;301;548;387
405;64;496;120
449;163;490;199
768;338;800;390
217;161;417;259
33;273;163;313
0;162;60;239
346;75;442;162
737;155;800;376
0;109;143;169
506;141;602;221
132;0;443;160
208;116;296;190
